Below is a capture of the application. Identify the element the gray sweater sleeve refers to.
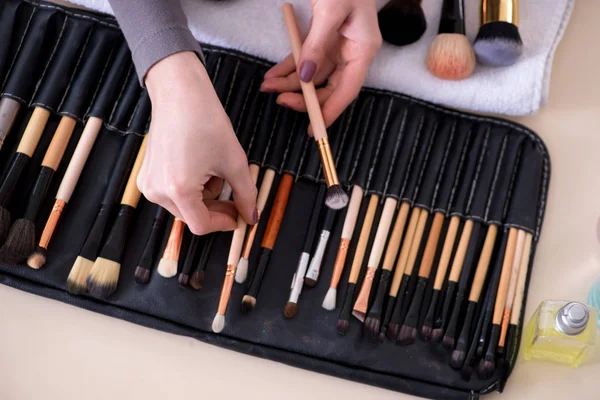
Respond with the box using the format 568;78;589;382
108;0;204;85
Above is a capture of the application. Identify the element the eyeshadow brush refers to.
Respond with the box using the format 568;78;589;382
178;234;201;287
134;205;168;284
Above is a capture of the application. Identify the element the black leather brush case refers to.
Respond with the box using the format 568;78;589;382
0;1;551;399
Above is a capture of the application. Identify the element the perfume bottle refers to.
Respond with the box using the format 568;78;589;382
523;301;598;367
589;277;600;328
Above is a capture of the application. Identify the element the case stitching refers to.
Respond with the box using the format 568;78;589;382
23;0;119;28
465;126;490;214
107;65;134;125
408;114;432;204
430;120;457;209
234;78;256;134
484;136;508;220
223;60;241;114
348;97;374;183
365;97;394;190
83;44;116;119
1;6;37;92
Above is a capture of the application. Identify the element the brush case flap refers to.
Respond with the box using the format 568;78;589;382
0;2;551;400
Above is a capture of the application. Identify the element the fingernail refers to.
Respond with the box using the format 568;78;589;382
278;101;291;109
252;208;259;225
299;61;317;82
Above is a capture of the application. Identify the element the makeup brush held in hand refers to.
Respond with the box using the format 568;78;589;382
378;0;427;47
426;0;475;80
474;0;523;66
282;3;348;210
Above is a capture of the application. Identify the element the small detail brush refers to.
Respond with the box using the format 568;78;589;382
377;0;427;47
282;3;348;210
86;136;147;298
474;0;523;66
135;206;168;284
426;0;475;80
0;97;21;151
285;185;326;319
157;218;185;278
304;207;336;287
322;185;363;311
178;234;201;287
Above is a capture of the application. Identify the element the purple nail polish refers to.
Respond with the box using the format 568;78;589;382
300;61;317;82
253;208;259;225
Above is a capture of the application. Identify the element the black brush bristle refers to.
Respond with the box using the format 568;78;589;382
364;316;381;338
337;283;355;335
240;295;256;315
0;152;32;244
431;328;444;342
421;325;433;341
180;234;201;288
283;302;298;319
337;319;350;335
387;273;410;340
134;266;151;284
422;289;440;340
0;206;10;244
450;349;467;370
189;270;204;289
477;359;495;380
378;0;427;46
0;218;35;265
380;295;397;340
397;325;417;346
135;206;168;284
400;277;427;344
304;277;317;288
473;21;523;67
442;335;456;350
86;277;117;299
365;269;391;338
178;273;189;287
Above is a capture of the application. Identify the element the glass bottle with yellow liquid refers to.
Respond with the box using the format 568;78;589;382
523;301;598;367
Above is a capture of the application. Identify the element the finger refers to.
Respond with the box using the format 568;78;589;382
264;54;295;79
175;190;236;235
320;61;370;127
205;199;238;219
276;88;334;112
217;149;257;225
202;176;223;200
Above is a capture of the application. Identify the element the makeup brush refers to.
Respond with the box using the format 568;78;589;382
135;205;168;284
477;227;518;379
450;224;498;368
241;173;294;314
66;132;143;295
178;234;201;287
497;228;526;354
213;164;260;332
426;0;475;80
86;136;147;298
378;0;427;47
0;97;21;151
0;107;51;243
0;115;79;264
285;185;327;319
474;0;523;66
282;3;348;210
304;207;336;287
157;218;186;278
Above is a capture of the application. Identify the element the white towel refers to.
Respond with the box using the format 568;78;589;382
66;0;575;116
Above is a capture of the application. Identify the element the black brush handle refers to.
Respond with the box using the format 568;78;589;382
389;274;411;327
321;204;337;232
246;247;272;299
485;324;501;362
196;233;216;274
23;166;54;221
439;280;457;331
0;152;30;206
138;206;168;269
367;269;392;321
338;283;356;333
505;323;518;367
439;0;465;35
98;205;136;262
404;276;427;329
102;134;141;206
445;290;465;343
181;234;201;276
303;185;326;253
80;204;112;260
423;289;440;330
461;296;488;380
380;295;397;336
455;301;477;353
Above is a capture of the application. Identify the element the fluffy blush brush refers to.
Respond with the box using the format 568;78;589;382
426;0;476;80
474;0;523;66
378;0;427;47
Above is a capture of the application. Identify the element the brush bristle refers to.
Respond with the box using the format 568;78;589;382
178;273;189;287
27;247;47;270
303;277;317;288
443;335;456;349
431;328;444;342
134;266;151;284
322;287;337;311
421;325;433;341
426;34;476;80
377;1;427;46
0;218;35;265
66;256;94;295
397;325;417;346
86;257;120;298
364;316;381;337
235;257;248;283
386;323;400;341
157;258;178;278
283;302;298;319
337;318;350;335
189;270;204;289
325;185;349;210
352;310;366;323
450;349;467;370
477;359;495;380
497;345;505;355
241;295;256;314
0;206;10;244
473;21;523;66
212;313;225;333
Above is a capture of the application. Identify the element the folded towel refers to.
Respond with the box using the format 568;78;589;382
66;0;575;116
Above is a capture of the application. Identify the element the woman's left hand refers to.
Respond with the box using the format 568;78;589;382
261;0;381;130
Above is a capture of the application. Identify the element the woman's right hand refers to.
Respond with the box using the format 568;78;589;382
140;51;258;235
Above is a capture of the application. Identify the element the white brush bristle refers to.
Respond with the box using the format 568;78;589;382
322;287;337;311
66;256;94;294
325;185;349;210
235;257;248;283
212;313;225;333
27;251;46;270
157;258;178;278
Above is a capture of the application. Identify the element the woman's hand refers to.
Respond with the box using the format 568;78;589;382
141;51;258;235
261;0;381;130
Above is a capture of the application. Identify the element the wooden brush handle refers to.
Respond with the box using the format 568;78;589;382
492;227;518;325
330;238;350;289
348;195;379;284
41;116;77;170
510;232;533;326
468;224;498;302
367;197;397;268
16;107;51;157
261;173;293;249
282;3;328;142
433;215;460;290
418;212;445;278
217;263;236;315
382;202;410;272
163;218;185;261
405;208;429;276
390;207;421;294
227;215;249;267
499;228;526;346
237;164;260;259
257;168;276;211
38;199;66;249
56;116;103;202
448;219;474;282
342;185;363;239
121;135;147;208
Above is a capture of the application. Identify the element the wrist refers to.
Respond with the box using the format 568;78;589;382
145;51;211;101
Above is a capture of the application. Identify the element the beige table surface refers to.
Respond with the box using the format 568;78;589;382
2;1;600;399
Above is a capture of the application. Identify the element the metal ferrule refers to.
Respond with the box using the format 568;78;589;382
316;137;339;187
482;0;518;25
38;199;66;248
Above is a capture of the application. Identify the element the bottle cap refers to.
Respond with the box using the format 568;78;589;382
555;302;589;335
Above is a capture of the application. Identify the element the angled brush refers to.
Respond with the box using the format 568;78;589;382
135;205;168;284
